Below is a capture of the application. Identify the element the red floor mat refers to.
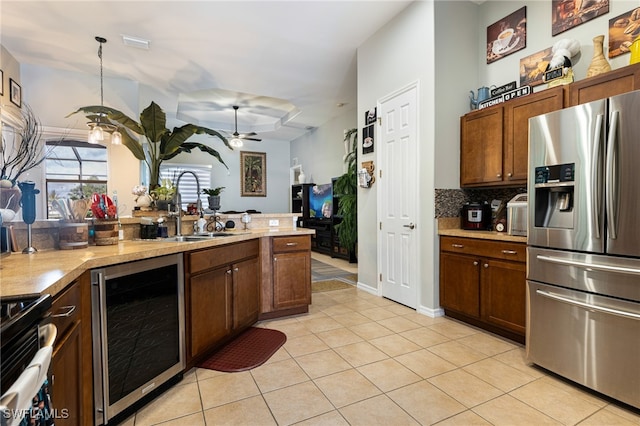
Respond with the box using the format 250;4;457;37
197;327;287;372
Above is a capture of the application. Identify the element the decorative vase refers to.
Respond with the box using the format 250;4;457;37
586;35;611;78
135;194;153;208
298;169;306;184
207;195;221;211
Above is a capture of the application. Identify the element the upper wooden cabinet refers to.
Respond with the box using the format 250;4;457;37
569;62;640;106
460;86;564;187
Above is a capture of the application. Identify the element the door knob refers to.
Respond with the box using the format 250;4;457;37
403;223;416;230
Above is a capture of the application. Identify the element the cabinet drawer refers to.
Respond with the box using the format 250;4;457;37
51;281;81;337
273;235;310;253
189;240;259;274
440;236;525;262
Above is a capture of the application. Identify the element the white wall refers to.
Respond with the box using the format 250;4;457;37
290;107;357;186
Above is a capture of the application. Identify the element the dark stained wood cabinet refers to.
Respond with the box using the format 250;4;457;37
50;272;92;426
185;240;259;365
439;236;526;343
461;86;564;188
569;62;640;106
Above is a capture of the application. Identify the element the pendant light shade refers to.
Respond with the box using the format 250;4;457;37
86;36;119;144
229;137;243;148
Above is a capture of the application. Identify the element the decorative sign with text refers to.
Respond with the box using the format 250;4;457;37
491;81;517;97
478;85;531;110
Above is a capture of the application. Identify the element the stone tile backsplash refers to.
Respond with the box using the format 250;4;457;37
435;187;526;218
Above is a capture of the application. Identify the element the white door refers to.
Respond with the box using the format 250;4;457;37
378;83;419;308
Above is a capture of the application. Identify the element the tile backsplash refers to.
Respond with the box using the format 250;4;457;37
435;187;526;218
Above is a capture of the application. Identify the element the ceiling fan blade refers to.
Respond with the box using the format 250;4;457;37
241;136;262;142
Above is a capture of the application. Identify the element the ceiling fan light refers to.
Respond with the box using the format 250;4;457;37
90;125;105;142
111;129;122;145
230;137;244;148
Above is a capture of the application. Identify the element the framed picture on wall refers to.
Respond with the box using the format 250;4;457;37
240;151;267;197
486;6;527;64
552;0;609;36
608;8;640;58
520;47;554;88
9;78;21;108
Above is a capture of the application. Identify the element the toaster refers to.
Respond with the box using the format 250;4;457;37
507;194;528;236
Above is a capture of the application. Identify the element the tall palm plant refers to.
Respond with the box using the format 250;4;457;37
333;128;357;258
68;101;231;188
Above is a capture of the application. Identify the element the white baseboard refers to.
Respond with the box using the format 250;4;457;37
356;281;379;296
417;305;444;318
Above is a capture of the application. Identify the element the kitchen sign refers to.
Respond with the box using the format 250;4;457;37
490;81;517;97
478;85;531;110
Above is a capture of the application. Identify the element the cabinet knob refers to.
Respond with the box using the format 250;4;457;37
501;250;518;255
226;269;232;274
507;172;513;177
234;267;239;272
483;263;489;268
473;261;478;266
452;244;464;248
496;173;502;178
286;242;298;246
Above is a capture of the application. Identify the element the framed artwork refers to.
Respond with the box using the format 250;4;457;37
9;78;21;108
0;70;3;96
240;151;266;197
552;0;609;36
365;107;377;125
608;8;640;58
520;47;554;88
362;124;374;155
486;6;527;64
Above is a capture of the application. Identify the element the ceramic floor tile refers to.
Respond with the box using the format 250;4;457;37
472;394;561;425
293;410;350;426
427;340;488;367
341;298;378;311
401;311;447;327
180;367;198;384
463;357;538;392
320;303;355;316
284;333;331;357
369;333;422;357
579;406;640;425
536;376;609;408
387;380;467;425
316;327;363;348
261;320;313;338
457;331;517;356
384;303;416;316
395;349;457;379
435;410;493;425
155;412;206;426
428;369;503;408
262;381;334;425
376;315;422;333
359;306;398;321
356;358;421;392
301;316;344;333
338;394;420;426
599;404;640;423
399;327;450;348
428;319;480;339
331;311;372;327
334;341;389;367
250;358;310;393
263;345;292;365
198;371;260;410
133;381;202;426
491;347;546;379
295;349;352;379
195;366;225;382
510;377;607;424
348;322;394;340
202;395;276;426
313;369;381;408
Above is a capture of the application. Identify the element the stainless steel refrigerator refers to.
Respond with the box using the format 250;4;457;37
527;90;640;409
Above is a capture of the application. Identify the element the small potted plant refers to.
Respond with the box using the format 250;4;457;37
151;179;176;211
202;187;225;210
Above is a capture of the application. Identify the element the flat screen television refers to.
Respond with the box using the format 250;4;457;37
308;183;333;218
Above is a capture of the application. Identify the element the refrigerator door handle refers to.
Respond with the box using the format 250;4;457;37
537;254;640;276
536;289;640;320
606;110;619;240
592;113;604;239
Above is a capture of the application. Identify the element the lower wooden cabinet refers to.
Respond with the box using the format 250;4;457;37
439;236;526;343
186;240;260;365
50;271;92;426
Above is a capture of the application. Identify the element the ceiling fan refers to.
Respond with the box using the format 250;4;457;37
228;106;262;147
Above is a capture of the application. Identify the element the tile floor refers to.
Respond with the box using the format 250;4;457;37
122;255;639;426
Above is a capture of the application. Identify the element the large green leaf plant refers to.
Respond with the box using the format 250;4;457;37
68;101;231;188
333;128;358;258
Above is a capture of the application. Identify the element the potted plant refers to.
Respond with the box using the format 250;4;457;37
150;178;176;210
68;101;232;189
202;187;225;210
333;128;357;262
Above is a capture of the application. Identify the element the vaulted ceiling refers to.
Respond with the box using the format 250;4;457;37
1;1;413;141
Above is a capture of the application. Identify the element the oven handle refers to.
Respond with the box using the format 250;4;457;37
95;270;110;423
536;290;640;320
38;323;57;348
537;255;640;276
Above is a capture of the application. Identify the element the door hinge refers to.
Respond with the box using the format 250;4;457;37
379;169;382;179
379;221;382;230
379;273;382;281
378;117;382;125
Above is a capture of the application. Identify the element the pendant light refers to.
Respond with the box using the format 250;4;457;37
87;36;122;145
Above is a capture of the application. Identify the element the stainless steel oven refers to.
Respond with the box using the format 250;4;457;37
91;254;185;425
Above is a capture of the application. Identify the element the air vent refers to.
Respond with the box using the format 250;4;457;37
121;35;150;50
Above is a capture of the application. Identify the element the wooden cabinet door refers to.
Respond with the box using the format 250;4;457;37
569;63;640;106
233;256;260;330
504;87;564;183
439;252;480;318
273;251;311;310
52;321;82;426
190;266;232;358
480;258;526;335
460;107;504;187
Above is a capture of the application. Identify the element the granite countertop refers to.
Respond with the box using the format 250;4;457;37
0;228;314;299
437;217;527;243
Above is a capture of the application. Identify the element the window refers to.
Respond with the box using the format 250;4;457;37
45;140;107;219
159;164;212;209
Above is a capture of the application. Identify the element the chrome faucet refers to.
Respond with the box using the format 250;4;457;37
172;171;202;237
